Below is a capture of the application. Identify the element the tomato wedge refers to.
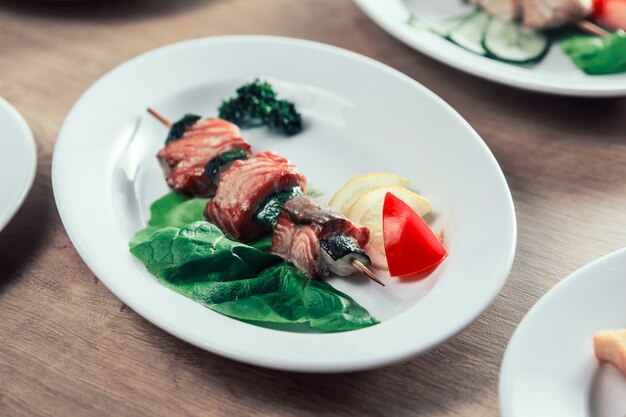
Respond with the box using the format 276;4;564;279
594;0;626;30
593;0;607;15
382;192;447;277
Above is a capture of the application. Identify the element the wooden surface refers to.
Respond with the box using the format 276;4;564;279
1;1;625;416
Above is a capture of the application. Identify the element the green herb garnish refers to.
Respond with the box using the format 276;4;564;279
218;79;303;136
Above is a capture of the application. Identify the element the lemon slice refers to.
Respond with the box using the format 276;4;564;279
329;172;409;216
346;185;432;261
347;185;431;225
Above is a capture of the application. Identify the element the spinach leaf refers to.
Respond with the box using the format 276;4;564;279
169;263;379;332
131;192;208;243
129;193;378;332
561;31;626;75
130;221;280;283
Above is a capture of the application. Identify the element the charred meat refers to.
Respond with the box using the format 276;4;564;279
204;151;307;242
271;195;370;277
521;0;591;28
470;0;522;20
157;117;250;196
473;0;592;28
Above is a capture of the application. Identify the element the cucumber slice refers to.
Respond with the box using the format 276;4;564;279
431;15;472;37
407;14;431;32
408;12;473;37
483;18;550;63
449;12;491;56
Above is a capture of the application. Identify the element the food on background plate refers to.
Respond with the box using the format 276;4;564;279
561;30;626;74
469;0;519;22
409;1;626;74
408;11;550;64
595;0;626;30
594;328;626;377
470;0;607;29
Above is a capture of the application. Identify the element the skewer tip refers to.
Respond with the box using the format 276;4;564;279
352;260;385;286
577;19;610;37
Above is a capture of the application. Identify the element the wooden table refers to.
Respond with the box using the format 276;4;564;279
1;1;625;416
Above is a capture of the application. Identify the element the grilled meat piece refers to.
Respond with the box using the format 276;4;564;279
472;0;591;28
157;118;250;196
470;0;522;20
271;195;370;277
204;151;307;242
521;0;591;27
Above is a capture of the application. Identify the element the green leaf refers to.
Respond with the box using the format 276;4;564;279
131;192;208;244
129;193;378;332
561;31;626;75
169;264;379;332
130;221;279;283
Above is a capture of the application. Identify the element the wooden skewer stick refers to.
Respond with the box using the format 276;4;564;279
577;19;610;37
147;108;172;128
146;108;386;286
353;260;385;286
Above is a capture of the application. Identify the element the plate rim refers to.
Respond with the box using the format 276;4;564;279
499;247;626;416
354;0;626;97
52;35;517;372
0;97;37;232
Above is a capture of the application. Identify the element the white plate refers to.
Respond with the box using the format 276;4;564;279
52;35;516;372
0;97;37;232
355;0;626;97
500;248;626;417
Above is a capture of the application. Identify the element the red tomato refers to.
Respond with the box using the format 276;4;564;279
594;0;626;30
382;192;447;277
593;0;607;15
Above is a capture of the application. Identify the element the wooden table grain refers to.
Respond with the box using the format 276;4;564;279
1;1;625;416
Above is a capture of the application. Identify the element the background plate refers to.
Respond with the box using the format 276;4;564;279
355;0;626;97
500;248;626;417
0;97;37;232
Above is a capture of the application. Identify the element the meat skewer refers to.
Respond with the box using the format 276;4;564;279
577;19;610;35
147;108;385;286
471;0;610;35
